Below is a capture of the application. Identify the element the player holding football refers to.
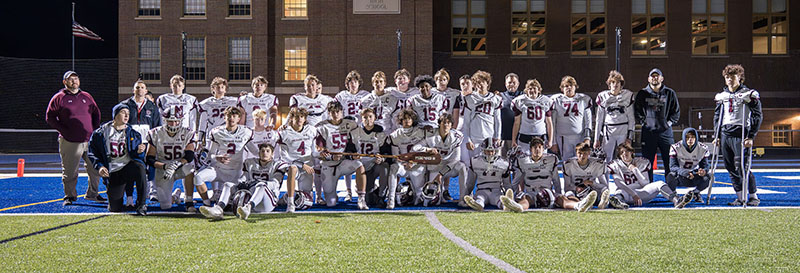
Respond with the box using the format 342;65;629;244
550;76;593;161
316;101;369;209
238;76;279;129
235;143;293;220
561;142;608;211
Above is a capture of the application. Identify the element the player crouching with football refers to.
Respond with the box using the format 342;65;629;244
501;137;560;212
413;113;466;207
316;101;369;209
235;143;293;220
463;138;511;211
607;143;681;208
145;106;197;212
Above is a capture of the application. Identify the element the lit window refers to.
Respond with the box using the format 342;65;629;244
284;37;308;81
571;0;606;56
285;0;307;18
692;0;726;55
512;0;546;56
773;124;791;146
753;0;787;55
632;0;666;55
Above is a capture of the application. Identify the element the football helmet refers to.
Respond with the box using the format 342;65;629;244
591;147;607;161
231;189;253;217
534;188;555;209
420;180;442;207
481;138;502;163
292;191;314;210
162;106;184;135
395;181;415;207
194;148;211;172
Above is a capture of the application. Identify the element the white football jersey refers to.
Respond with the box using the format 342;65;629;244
514;153;560;193
248;129;280;160
595;89;635;139
155;93;197;130
433;87;462;114
562;157;606;193
360;91;400;134
407;93;447;128
714;88;760;127
607;157;651;189
147;126;195;162
197;96;239;140
277;124;317;165
206;125;253;171
242;157;289;184
669;142;709;171
315;119;360;166
413;130;463;163
470;155;510;188
349;125;388;170
386;87;420;110
335;90;370;122
512;94;553;136
238;93;278;128
105;126;130;173
289;93;335;126
551;93;593;137
388;127;429;155
462;92;503;144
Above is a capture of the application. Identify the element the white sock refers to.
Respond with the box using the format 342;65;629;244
736;191;744;201
203;199;211;206
750;193;758;199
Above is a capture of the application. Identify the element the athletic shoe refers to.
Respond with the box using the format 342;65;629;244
185;202;197;213
659;188;678;205
286;201;295;213
500;195;523;213
149;194;158;202
345;191;353;202
746;197;760;207
443;190;454;201
357;197;369;210
171;188;182;204
575;191;597;212
85;195;107;202
505;188;515;200
316;196;326;206
200;205;224;220
135;205;147;216
237;203;252;220
727;199;744;206
693;192;704;203
463;195;483;211
675;192;693;209
608;196;629;209
63;197;74;206
386;198;395;210
597;189;610;209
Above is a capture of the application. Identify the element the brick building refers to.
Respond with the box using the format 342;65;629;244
119;0;800;147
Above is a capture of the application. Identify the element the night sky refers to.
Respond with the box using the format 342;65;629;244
0;1;118;59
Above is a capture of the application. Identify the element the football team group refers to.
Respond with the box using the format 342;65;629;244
45;64;762;219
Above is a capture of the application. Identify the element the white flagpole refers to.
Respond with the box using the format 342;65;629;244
72;2;75;71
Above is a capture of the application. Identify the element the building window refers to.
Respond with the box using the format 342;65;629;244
753;0;788;55
229;0;251;16
452;0;487;56
512;0;546;56
186;37;206;81
571;0;606;56
632;0;666;55
284;37;308;81
773;124;792;146
284;0;307;18
138;37;160;81
184;0;206;16
229;37;251;81
138;0;160;16
692;0;726;55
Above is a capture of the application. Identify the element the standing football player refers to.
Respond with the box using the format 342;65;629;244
387;109;429;206
387;69;421;129
336;70;371;123
501;137;560;212
360;71;400;135
461;70;502;159
463;138;510;211
407;75;446;129
238;76;279;129
550;76;593;161
608;143;681;208
667;128;710;207
713;64;762;206
156;75;197;130
145;106;197;211
197;77;239;146
413;113;466;205
561;142;609;211
316;101;369;209
235;144;293;220
594;71;635;163
277;107;318;210
432;68;462;127
511;79;554;155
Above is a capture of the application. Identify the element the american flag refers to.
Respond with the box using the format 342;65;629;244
72;21;103;41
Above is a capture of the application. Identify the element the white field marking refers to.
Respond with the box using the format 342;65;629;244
605;182;785;195
765;176;800;180
425;212;526;273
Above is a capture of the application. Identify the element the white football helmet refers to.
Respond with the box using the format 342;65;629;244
482;138;502;163
292;191;314;210
162;106;184;134
420;181;442;207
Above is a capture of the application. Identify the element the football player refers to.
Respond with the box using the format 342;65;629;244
347;108;392;208
594;71;635;163
461;70;502;160
608;143;680;208
247;109;279;160
432;68;461;127
235;143;293;220
550;76;593;161
561;142;609;211
238;76;279;129
197;77;239;146
360;71;400;135
386;69;421;129
336;70;371;123
407;74;446;129
316;101;369;209
501;137;560;212
511;79;554;155
194;107;253;207
290;74;335;204
156;74;197;131
387;109;429;206
145;106;197;211
667;128;710;207
413;113;466;205
463;138;510;211
277;107;318;210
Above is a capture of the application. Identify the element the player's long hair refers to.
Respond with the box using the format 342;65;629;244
606;70;625;88
722;64;745;84
282;107;309;130
397;108;419;127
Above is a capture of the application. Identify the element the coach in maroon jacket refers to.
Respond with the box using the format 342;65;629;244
46;71;105;206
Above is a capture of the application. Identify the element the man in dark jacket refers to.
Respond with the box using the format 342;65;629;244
88;104;148;215
634;68;680;181
500;73;521;156
119;80;162;205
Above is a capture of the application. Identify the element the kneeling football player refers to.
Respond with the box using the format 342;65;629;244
316;101;369;209
146;106;198;211
413;113;466;206
387;109;429;206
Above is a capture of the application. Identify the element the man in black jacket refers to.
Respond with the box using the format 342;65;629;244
119;80;162;206
634;68;680;181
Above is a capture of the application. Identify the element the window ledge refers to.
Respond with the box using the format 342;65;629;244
570;55;609;58
281;81;305;85
282;17;309;21
752;54;790;58
510;55;548;59
631;55;669;58
180;16;207;20
142;80;162;85
226;16;252;20
229;80;252;85
135;16;162;20
690;55;729;58
186;80;207;85
450;55;490;59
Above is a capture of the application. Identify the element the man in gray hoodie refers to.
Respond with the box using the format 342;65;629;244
666;128;710;208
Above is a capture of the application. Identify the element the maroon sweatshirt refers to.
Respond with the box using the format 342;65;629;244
45;88;101;142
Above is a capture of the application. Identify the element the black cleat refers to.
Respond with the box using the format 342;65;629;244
443;190;453;201
746;197;760;207
727;199;744;206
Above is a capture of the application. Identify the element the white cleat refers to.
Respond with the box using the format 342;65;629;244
357;197;369;210
199;205;224;220
237;203;251;220
345;191;353;202
386;198;395;210
171;188;182;204
505;188;515;200
597;189;610;209
463;195;484;211
500;196;523;213
575;191;597;213
286;202;295;213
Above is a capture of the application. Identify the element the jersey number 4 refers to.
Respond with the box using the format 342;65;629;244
563;102;579;117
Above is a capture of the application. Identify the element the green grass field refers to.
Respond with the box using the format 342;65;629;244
2;209;799;272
